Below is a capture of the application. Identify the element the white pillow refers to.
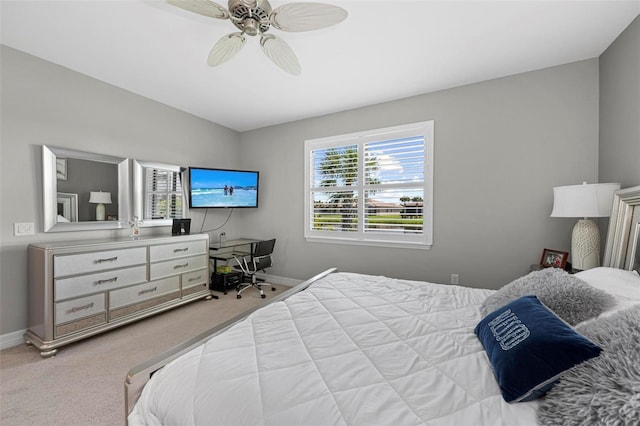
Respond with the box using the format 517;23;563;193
574;267;640;325
574;267;640;301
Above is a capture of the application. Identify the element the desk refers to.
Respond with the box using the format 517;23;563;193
210;238;260;253
209;238;261;296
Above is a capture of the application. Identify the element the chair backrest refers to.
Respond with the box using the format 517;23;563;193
253;238;276;257
253;238;276;271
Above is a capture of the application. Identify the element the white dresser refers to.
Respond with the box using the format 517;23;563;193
25;234;210;356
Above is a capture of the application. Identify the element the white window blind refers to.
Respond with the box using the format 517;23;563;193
304;120;434;249
144;168;184;220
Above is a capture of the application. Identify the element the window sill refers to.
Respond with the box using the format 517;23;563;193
305;236;431;250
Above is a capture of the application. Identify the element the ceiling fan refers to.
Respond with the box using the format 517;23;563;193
167;0;348;75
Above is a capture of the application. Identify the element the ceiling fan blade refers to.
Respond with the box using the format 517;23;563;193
208;33;246;66
260;34;301;75
270;3;347;32
167;0;229;19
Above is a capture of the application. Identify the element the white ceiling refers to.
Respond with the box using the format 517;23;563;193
2;1;639;132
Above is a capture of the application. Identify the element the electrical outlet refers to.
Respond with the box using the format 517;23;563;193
14;222;35;236
450;274;459;285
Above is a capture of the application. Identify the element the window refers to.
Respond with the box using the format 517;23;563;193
132;160;186;225
304;120;434;249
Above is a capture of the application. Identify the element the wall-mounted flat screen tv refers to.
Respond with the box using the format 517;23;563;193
188;167;259;208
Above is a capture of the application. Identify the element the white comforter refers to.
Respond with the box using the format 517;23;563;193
129;272;539;425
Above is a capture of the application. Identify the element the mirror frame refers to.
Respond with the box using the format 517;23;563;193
132;159;188;228
43;145;131;232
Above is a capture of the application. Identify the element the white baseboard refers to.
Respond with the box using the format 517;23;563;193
259;273;300;287
0;329;26;350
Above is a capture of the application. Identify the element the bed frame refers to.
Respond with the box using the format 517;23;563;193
124;267;336;420
124;187;640;422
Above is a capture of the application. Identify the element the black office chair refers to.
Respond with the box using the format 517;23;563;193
233;238;276;299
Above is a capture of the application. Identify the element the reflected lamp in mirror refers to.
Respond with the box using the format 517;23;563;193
550;182;621;271
89;191;112;221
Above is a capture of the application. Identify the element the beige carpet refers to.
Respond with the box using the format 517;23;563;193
0;284;286;426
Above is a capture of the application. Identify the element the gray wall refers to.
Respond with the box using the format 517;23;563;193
599;15;640;186
0;46;242;335
238;60;600;289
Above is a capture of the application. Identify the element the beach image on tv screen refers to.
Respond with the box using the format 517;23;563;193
190;169;258;207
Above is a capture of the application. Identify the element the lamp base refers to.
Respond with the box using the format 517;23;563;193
571;219;600;271
96;203;105;221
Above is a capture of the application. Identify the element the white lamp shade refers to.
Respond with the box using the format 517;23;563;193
89;191;112;204
550;183;620;218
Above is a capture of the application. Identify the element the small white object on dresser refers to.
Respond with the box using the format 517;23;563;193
24;234;210;357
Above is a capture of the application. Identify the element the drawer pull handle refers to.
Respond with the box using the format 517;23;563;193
174;263;189;269
173;247;189;253
96;277;118;285
95;256;118;263
188;275;202;282
138;287;157;296
68;302;94;314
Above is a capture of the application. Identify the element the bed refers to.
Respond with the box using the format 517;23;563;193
125;186;640;426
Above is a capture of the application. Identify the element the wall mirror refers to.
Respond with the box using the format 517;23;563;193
43;145;130;232
132;159;187;228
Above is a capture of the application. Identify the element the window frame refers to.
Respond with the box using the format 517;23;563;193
304;120;434;249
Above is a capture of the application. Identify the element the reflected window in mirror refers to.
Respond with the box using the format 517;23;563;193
145;168;184;220
133;160;187;227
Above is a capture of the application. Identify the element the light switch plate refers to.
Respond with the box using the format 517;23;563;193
14;222;35;236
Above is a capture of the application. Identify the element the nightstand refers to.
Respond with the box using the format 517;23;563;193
529;263;575;274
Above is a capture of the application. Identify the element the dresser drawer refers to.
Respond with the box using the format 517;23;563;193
55;265;147;302
182;267;208;290
109;276;180;309
55;293;106;326
150;240;207;262
54;247;147;277
150;255;208;281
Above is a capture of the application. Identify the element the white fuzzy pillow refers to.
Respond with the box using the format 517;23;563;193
480;268;616;325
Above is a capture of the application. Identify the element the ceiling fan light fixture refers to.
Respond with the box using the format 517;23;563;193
242;17;261;36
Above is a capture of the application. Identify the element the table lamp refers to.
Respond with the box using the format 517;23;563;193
89;191;112;221
550;182;620;270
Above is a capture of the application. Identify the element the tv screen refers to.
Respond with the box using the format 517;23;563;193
188;167;259;208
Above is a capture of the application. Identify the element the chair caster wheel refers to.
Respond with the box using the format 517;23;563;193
261;294;266;299
237;295;241;299
271;287;276;291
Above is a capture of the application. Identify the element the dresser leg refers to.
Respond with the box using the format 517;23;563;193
40;348;57;358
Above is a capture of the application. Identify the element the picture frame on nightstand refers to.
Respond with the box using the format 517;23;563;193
540;248;569;269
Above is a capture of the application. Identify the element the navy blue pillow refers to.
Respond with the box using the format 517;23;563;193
474;295;602;402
